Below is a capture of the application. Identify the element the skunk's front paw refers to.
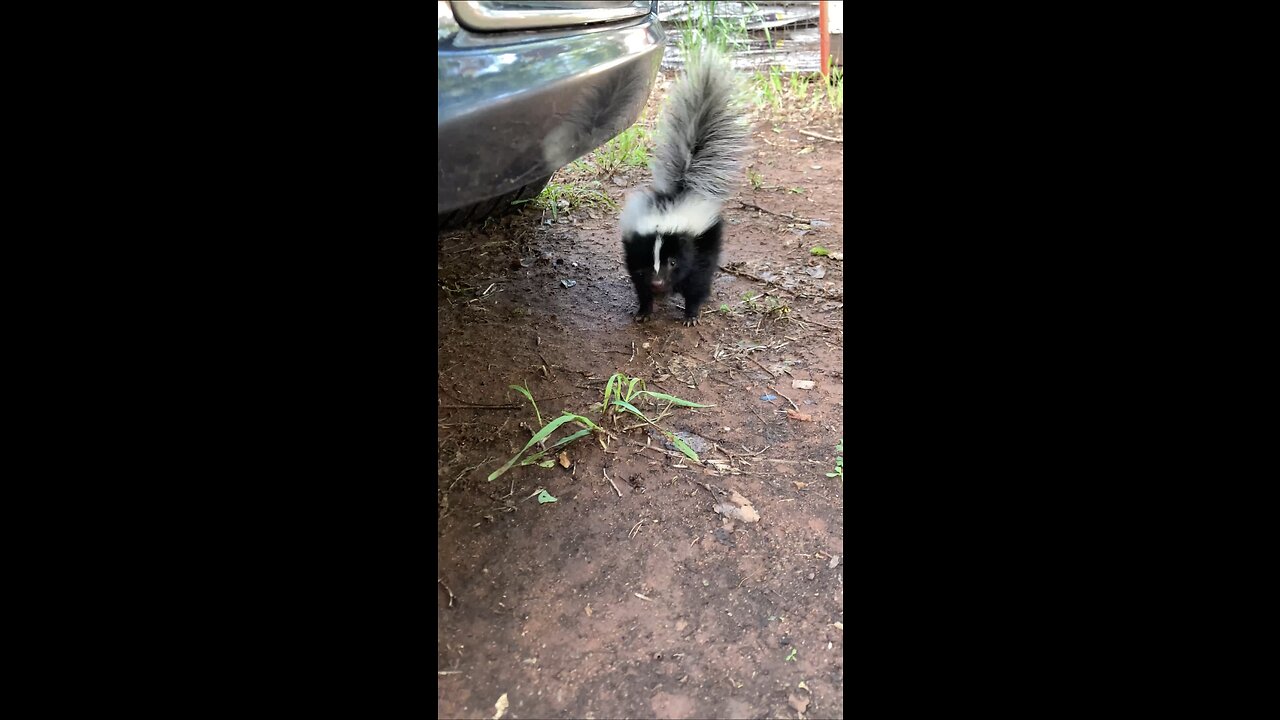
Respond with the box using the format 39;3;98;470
683;316;700;327
634;313;651;323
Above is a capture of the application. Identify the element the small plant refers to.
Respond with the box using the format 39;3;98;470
825;440;843;479
674;0;753;57
488;372;716;481
748;168;764;190
810;246;830;256
516;180;616;222
788;72;810;100
593;121;651;176
510;382;544;428
719;303;731;313
767;66;785;110
787;186;805;194
763;296;790;319
488;411;603;482
825;61;844;112
601;372;713;462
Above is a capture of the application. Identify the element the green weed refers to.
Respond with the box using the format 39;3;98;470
825;439;843;479
510;382;544;428
749;60;843;116
487;372;715;481
748;168;764;190
675;0;752;57
594;122;651;176
517;180;617;222
488;411;603;482
601;372;713;462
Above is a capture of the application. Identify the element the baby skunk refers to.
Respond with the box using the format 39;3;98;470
622;51;748;326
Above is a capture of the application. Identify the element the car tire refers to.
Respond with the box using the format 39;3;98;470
437;175;552;231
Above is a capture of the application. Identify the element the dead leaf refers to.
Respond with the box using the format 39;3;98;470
788;693;810;714
493;692;509;720
797;145;815;155
585;604;592;616
793;481;809;490
791;379;816;390
785;408;813;422
829;555;840;569
805;265;826;279
712;490;760;523
558;451;570;469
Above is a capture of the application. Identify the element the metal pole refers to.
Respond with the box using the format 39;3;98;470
819;1;830;78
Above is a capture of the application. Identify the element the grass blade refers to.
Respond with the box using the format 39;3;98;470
664;431;700;462
510;383;543;427
521;428;593;465
611;399;651;422
635;391;714;408
602;374;622;417
625;377;645;402
488;413;582;481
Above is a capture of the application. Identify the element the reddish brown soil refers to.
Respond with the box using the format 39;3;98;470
438;72;844;720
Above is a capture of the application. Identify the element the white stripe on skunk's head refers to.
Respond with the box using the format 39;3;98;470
621;190;721;238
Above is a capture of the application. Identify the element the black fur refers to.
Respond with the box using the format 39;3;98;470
623;221;722;325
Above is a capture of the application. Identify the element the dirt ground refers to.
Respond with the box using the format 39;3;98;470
438;70;844;720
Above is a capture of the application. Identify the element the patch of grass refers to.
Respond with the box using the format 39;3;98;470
789;72;810;100
674;0;753;57
810;246;830;256
517;180;617;222
594;122;651;176
825;61;844;112
750;65;787;111
567;157;596;175
601;372;713;462
488;411;602;482
748;168;764;190
487;372;715;481
749;61;843;117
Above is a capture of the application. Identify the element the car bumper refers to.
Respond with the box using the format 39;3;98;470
437;11;665;215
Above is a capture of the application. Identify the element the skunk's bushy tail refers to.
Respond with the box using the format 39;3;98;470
650;50;749;203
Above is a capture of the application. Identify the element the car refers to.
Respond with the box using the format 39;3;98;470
437;1;666;229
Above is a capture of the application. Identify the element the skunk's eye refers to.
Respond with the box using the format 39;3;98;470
669;258;678;268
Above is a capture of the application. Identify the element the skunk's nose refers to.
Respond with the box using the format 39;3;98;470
650;279;665;291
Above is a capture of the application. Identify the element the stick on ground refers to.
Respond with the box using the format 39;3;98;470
603;467;622;497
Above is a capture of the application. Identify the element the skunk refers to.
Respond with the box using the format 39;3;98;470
622;51;748;326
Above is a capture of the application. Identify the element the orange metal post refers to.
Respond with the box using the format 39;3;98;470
819;1;830;77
